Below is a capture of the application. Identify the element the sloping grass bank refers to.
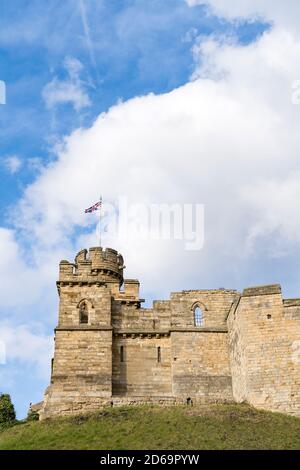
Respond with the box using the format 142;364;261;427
1;403;300;450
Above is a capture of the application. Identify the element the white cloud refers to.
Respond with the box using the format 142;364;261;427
0;228;65;308
186;0;300;31
8;17;300;297
0;323;53;379
0;228;39;307
3;155;22;174
42;56;91;112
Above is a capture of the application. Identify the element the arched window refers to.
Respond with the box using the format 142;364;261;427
79;301;88;324
194;306;203;327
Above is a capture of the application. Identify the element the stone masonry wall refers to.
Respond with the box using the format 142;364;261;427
112;335;172;396
169;290;238;329
226;295;247;402
171;331;233;402
228;285;300;415
169;290;237;402
41;330;112;417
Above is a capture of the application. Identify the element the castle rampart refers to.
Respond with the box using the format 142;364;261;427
39;248;300;419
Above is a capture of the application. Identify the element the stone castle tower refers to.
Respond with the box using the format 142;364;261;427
39;247;300;419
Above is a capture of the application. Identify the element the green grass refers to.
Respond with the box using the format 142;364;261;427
1;403;300;450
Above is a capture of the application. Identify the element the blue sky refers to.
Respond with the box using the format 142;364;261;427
1;0;300;419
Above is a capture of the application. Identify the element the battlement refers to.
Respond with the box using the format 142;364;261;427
242;284;281;297
170;289;238;299
59;247;125;285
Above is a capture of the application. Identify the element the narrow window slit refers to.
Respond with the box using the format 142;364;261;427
157;346;161;363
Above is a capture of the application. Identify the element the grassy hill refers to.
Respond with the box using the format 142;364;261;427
1;403;300;450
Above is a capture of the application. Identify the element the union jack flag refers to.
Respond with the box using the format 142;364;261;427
85;200;102;213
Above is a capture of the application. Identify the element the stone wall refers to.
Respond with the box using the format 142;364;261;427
228;285;300;415
171;331;233;402
168;290;237;402
41;329;112;417
112;335;172;396
226;295;247;402
169;289;237;329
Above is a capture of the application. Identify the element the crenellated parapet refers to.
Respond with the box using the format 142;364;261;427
58;247;125;286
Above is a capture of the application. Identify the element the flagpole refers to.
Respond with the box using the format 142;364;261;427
99;195;102;247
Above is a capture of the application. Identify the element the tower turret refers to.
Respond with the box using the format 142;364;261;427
58;246;125;287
